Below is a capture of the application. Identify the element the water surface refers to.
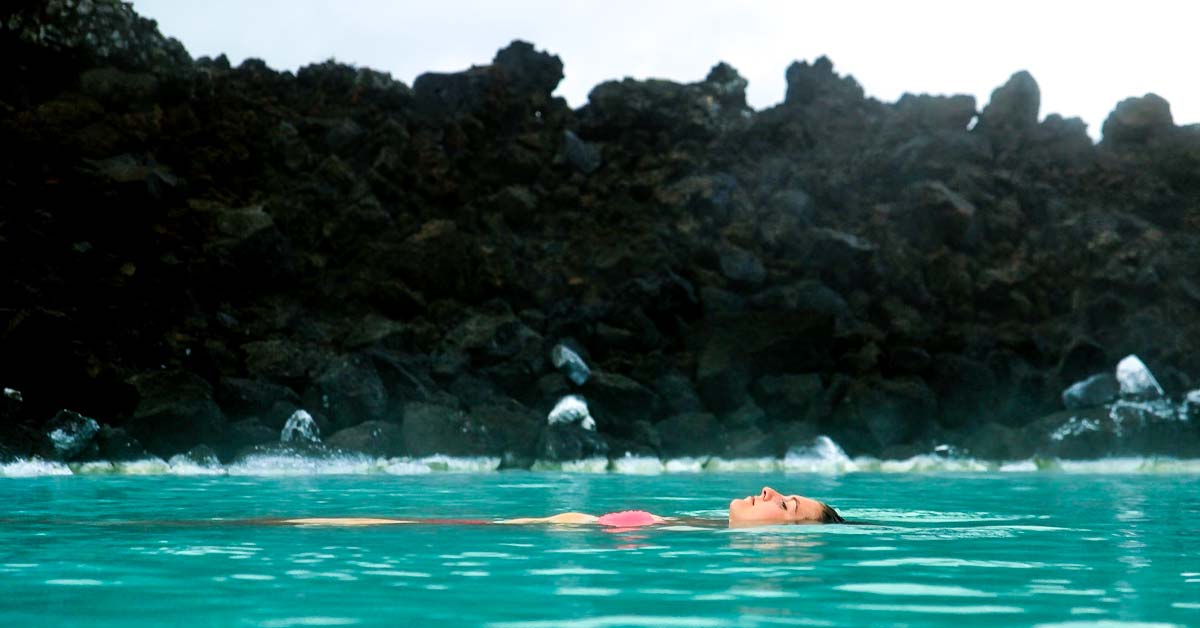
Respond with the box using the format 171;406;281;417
2;472;1198;627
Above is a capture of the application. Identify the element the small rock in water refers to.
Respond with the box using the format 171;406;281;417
1061;373;1120;409
281;409;321;444
547;395;595;431
550;344;591;385
1183;390;1200;421
1115;355;1164;399
45;410;101;460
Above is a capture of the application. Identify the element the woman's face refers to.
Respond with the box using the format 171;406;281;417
728;486;827;525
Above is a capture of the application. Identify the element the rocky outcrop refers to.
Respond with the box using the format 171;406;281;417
1;1;1199;464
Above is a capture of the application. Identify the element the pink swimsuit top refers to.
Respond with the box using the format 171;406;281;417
596;510;657;527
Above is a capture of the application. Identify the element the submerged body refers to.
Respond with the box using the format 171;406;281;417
278;486;843;528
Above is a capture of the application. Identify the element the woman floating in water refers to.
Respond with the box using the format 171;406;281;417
280;486;845;528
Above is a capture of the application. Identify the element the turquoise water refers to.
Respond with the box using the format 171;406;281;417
2;472;1199;627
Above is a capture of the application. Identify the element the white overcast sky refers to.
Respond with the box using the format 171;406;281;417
132;0;1197;139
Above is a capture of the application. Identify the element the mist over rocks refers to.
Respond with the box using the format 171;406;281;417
2;1;1200;465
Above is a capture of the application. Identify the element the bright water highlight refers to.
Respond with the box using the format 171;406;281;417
2;473;1198;627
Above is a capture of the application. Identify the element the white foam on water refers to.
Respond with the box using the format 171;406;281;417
488;617;725;628
836;583;995;597
555;587;621;596
531;457;609;472
45;578;104;586
703;457;780;472
7;432;1200;476
610;454;664;474
664;457;706;473
259;618;361;627
844;604;1024;614
1;458;72;477
1033;622;1183;628
418;455;501;472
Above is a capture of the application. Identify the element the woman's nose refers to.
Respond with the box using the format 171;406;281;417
761;487;778;501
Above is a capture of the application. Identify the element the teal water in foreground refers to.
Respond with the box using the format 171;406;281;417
2;472;1198;627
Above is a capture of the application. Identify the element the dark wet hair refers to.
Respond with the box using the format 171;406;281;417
819;503;846;524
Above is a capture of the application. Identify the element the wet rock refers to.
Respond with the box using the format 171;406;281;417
547;395;595;431
1115;355;1164;399
41;410;100;461
222;419;278;457
693;312;834;414
534;424;609;462
326;421;405;458
1061;373;1120;409
752;374;828;423
216;378;300;421
961;422;1033;461
831;377;939;455
303;354;387;431
579;372;658;434
562;130;601;174
126;371;225;458
1029;401;1200;459
928;354;997;427
653;371;705;416
92;426;146;462
280;410;320;444
401;401;495;456
550;344;591;385
242;340;329;383
1183;390;1200;422
656;412;722;457
470;401;542;462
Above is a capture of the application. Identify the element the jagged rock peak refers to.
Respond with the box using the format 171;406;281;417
1101;93;1174;146
783;55;864;106
492;40;564;95
705;61;748;109
2;0;191;71
977;70;1041;134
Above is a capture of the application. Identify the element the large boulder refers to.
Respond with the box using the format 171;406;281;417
215;377;300;423
830;376;939;455
39;409;100;461
534;424;609;462
752;374;829;423
326;421;405;458
303;354;388;431
692;311;835;414
125;371;225;458
1061;373;1119;410
1101;93;1174;147
656;412;722;457
401;401;496;456
579;372;659;434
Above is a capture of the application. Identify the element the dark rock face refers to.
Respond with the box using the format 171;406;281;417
1;1;1199;464
326;420;405;458
40;409;100;461
125;371;225;458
